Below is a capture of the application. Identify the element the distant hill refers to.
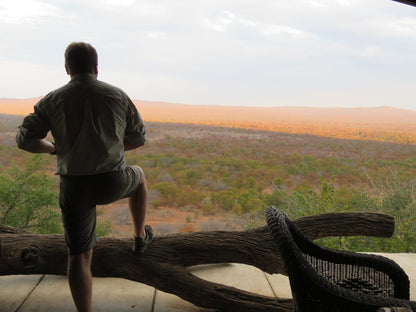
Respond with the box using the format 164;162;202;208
1;97;416;143
1;97;416;125
0;97;41;115
133;100;416;127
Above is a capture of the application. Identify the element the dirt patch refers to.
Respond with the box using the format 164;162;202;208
97;200;242;238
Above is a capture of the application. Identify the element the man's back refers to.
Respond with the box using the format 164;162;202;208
17;73;146;176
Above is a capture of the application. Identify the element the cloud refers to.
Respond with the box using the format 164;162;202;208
0;60;66;97
0;0;61;24
1;0;416;110
306;0;355;8
385;17;416;37
201;9;314;43
99;0;135;7
89;0;167;17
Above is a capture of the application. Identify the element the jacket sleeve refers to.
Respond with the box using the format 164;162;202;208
124;96;146;147
16;100;50;149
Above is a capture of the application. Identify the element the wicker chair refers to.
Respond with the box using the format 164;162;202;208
265;206;416;312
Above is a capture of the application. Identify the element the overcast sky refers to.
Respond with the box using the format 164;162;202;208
1;0;416;110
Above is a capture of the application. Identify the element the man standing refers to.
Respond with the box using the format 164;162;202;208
16;42;153;312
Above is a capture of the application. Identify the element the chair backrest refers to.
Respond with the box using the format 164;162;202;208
265;206;415;312
266;206;330;310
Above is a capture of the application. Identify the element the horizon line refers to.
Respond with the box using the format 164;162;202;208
1;96;416;112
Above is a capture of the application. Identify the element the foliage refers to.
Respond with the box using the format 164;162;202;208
1;121;416;252
0;154;62;234
96;206;113;237
0;154;114;236
96;219;113;237
263;176;416;253
125;123;416;252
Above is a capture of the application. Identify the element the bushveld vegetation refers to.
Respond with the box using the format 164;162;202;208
1;115;415;252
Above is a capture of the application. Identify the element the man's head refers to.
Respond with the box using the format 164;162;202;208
65;42;98;76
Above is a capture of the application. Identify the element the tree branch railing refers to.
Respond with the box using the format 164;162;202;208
0;212;394;312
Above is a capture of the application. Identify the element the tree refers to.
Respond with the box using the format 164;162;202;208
152;181;179;205
0;155;62;234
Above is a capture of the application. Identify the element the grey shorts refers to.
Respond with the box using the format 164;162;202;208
59;166;143;254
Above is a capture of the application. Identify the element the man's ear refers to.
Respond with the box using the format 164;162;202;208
93;65;98;77
65;64;70;75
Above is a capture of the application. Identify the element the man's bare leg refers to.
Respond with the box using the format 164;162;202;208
129;167;148;239
68;250;93;312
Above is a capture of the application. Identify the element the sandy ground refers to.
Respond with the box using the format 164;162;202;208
97;200;248;238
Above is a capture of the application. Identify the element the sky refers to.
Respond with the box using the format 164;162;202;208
1;0;416;110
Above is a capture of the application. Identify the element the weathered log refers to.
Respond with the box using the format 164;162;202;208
0;212;394;312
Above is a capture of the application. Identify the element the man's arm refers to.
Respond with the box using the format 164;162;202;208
124;96;146;149
18;139;56;154
124;143;143;151
16;99;54;154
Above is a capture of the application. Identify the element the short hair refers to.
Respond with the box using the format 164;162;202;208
64;42;98;75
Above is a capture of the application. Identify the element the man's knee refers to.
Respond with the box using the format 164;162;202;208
134;166;146;185
69;249;93;267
